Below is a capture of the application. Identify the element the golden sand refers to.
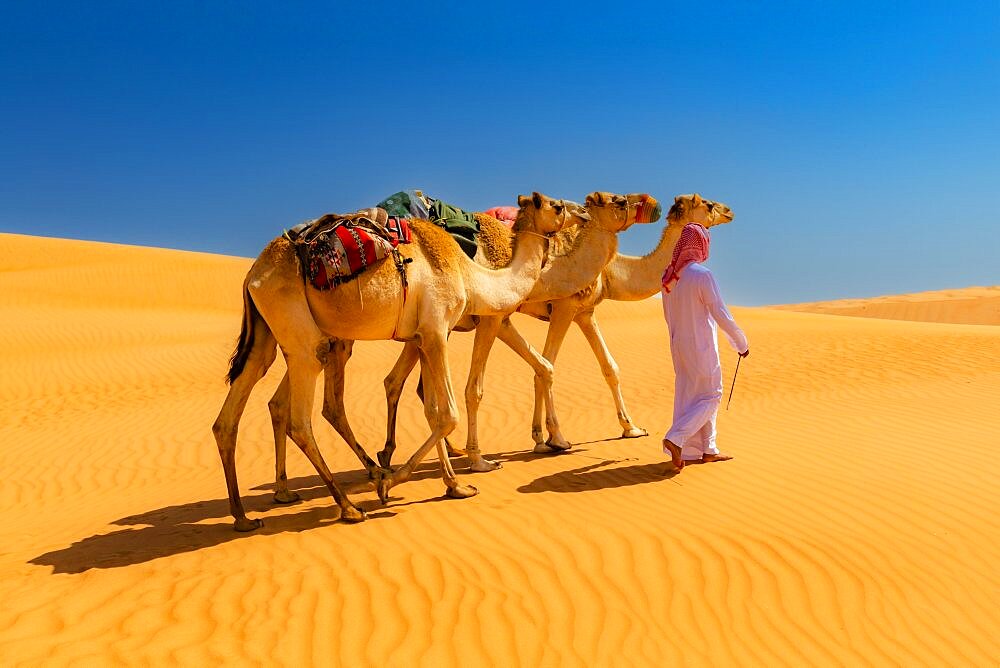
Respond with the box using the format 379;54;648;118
1;232;998;665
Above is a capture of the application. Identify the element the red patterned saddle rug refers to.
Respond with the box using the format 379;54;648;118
285;207;412;290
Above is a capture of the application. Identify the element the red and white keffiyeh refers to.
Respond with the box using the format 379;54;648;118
661;223;710;293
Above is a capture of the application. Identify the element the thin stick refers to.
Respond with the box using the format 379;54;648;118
726;354;743;410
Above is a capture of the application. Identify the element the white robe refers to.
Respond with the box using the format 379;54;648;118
661;262;748;460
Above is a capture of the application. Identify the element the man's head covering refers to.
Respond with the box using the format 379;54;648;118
661;223;710;293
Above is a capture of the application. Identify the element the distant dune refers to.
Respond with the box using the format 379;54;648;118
1;232;998;666
773;286;1000;325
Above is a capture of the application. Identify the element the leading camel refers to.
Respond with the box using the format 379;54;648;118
523;193;734;449
212;193;584;530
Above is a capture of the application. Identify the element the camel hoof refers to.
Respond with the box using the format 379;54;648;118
273;489;300;504
533;442;558;453
468;456;501;473
340;505;367;523
622;427;648;439
545;438;572;451
376;449;393;470
446;484;479;499
234;517;263;532
373;468;392;505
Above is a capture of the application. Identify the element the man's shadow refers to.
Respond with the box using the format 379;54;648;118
28;461;449;575
517;459;678;494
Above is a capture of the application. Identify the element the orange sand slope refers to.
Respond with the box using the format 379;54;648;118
1;232;998;666
773;286;1000;325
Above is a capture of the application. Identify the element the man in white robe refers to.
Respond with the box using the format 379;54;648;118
660;223;749;472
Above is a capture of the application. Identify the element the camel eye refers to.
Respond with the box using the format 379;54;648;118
554;204;564;214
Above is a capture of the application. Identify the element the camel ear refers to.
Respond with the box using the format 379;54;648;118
691;193;703;207
532;192;543;209
518;195;531;208
585;192;604;207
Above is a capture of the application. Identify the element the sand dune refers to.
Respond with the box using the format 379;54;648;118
773;286;1000;325
1;232;998;666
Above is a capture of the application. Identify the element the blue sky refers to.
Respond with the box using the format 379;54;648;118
1;1;997;304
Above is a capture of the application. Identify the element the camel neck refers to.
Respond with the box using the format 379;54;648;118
463;230;549;315
603;224;684;301
525;223;617;302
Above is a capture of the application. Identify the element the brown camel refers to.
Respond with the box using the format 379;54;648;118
212;193;584;530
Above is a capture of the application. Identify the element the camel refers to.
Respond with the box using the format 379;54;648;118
212;193;585;531
518;193;735;450
265;192;660;503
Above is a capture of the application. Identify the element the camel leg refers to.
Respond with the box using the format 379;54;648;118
530;302;577;452
212;315;278;532
388;332;477;499
495;316;561;446
378;341;420;469
267;374;299;504
463;316;503;472
575;310;646;438
283;346;366;523
320;339;391;503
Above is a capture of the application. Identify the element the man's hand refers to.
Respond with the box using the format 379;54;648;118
740;349;750;358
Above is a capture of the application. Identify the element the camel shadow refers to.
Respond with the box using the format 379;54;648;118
28;465;428;575
517;459;678;494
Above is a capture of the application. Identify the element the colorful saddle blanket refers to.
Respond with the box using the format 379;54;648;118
285;207;412;290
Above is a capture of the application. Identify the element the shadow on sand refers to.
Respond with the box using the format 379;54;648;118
30;436;657;574
28;461;455;574
517;459;679;494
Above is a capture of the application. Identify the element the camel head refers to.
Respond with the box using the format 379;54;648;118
515;191;590;235
583;192;662;232
666;193;734;229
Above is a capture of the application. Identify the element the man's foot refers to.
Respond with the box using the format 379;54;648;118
662;438;684;472
701;452;734;463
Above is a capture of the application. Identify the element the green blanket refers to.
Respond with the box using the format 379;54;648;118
377;191;480;259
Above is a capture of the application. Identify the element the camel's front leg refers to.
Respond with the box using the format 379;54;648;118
574;310;646;438
463;316;504;472
530;301;577;452
388;332;476;499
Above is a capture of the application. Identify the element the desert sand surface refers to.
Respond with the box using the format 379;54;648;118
1;232;998;666
773;286;1000;325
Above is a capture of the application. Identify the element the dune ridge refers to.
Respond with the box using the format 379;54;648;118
773;285;1000;325
1;232;998;666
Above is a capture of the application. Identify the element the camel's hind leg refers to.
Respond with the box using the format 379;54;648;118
212;315;278;532
267;374;299;504
463;316;504;472
575;310;646;438
378;341;420;469
320;340;391;503
281;344;366;523
529;302;576;452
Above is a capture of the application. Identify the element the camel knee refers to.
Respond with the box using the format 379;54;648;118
432;405;459;436
212;417;237;449
465;380;484;407
535;359;554;385
602;360;620;381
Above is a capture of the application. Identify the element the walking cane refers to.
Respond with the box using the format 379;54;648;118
726;353;743;410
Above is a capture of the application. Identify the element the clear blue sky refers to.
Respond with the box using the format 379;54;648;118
2;1;997;304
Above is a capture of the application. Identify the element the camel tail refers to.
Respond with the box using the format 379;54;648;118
227;282;260;384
